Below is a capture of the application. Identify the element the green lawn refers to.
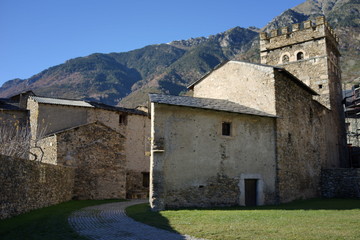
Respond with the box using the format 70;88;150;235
0;199;122;240
126;199;360;240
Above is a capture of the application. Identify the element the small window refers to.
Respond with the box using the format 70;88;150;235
142;172;149;188
119;114;128;125
297;52;304;60
282;55;289;63
222;122;231;136
318;84;323;89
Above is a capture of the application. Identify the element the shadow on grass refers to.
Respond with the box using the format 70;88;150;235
126;203;198;239
126;203;178;233
0;199;124;240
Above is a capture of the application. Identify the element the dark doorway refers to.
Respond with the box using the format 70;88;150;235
142;172;150;187
245;179;257;206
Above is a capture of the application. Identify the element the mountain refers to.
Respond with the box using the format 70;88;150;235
293;0;350;15
0;27;258;107
1;0;359;107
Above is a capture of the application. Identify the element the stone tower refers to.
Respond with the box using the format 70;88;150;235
260;16;347;166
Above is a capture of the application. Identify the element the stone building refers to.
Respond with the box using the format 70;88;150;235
344;86;360;168
0;91;34;127
149;16;347;210
0;92;34;158
260;16;347;166
1;94;151;200
38;122;126;200
0;99;28;127
26;96;151;199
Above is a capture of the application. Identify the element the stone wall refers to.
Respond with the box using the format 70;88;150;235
0;110;28;127
27;98;89;139
55;122;126;200
77;112;150;198
126;170;149;199
274;70;339;203
260;16;347;167
321;168;360;198
0;110;30;159
79;108;150;198
0;155;75;219
190;59;341;204
150;103;277;210
28;99;150;198
192;61;277;115
36;135;57;164
124;114;151;198
260;17;340;110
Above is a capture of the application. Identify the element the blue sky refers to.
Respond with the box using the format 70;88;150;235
0;0;305;86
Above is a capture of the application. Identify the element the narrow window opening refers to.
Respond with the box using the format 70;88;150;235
297;52;304;60
222;122;231;136
142;172;149;188
318;84;323;89
282;54;289;63
288;133;292;143
119;114;128;125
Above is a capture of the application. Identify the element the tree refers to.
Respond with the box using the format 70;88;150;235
0;123;31;159
0;123;46;161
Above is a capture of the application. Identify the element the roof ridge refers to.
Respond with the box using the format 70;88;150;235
149;94;276;118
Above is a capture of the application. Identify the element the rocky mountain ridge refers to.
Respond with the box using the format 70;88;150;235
1;0;359;107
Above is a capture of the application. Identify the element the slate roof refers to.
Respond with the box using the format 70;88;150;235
88;101;147;115
42;121;119;138
149;94;276;118
31;96;94;108
30;96;147;115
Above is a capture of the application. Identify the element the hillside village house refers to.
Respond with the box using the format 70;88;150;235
149;16;347;210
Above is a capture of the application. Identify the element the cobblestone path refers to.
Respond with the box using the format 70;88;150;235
68;199;206;240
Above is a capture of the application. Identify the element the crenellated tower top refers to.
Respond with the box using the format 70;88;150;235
260;16;339;54
259;15;342;111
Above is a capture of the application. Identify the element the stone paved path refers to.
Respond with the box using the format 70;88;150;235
68;199;207;240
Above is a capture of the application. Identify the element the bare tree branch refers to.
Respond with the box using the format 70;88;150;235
0;123;48;162
0;124;31;159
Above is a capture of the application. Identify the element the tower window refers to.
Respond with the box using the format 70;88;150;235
222;122;231;136
297;52;304;60
282;55;289;63
318;84;323;89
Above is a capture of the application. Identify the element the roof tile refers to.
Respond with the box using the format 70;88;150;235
149;94;276;118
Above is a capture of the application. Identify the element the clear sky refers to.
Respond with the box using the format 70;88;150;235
0;0;305;86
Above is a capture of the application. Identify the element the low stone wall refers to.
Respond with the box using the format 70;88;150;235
321;168;360;198
165;176;240;209
0;155;75;219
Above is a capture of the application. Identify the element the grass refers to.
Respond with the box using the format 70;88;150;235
126;198;360;240
0;199;122;240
